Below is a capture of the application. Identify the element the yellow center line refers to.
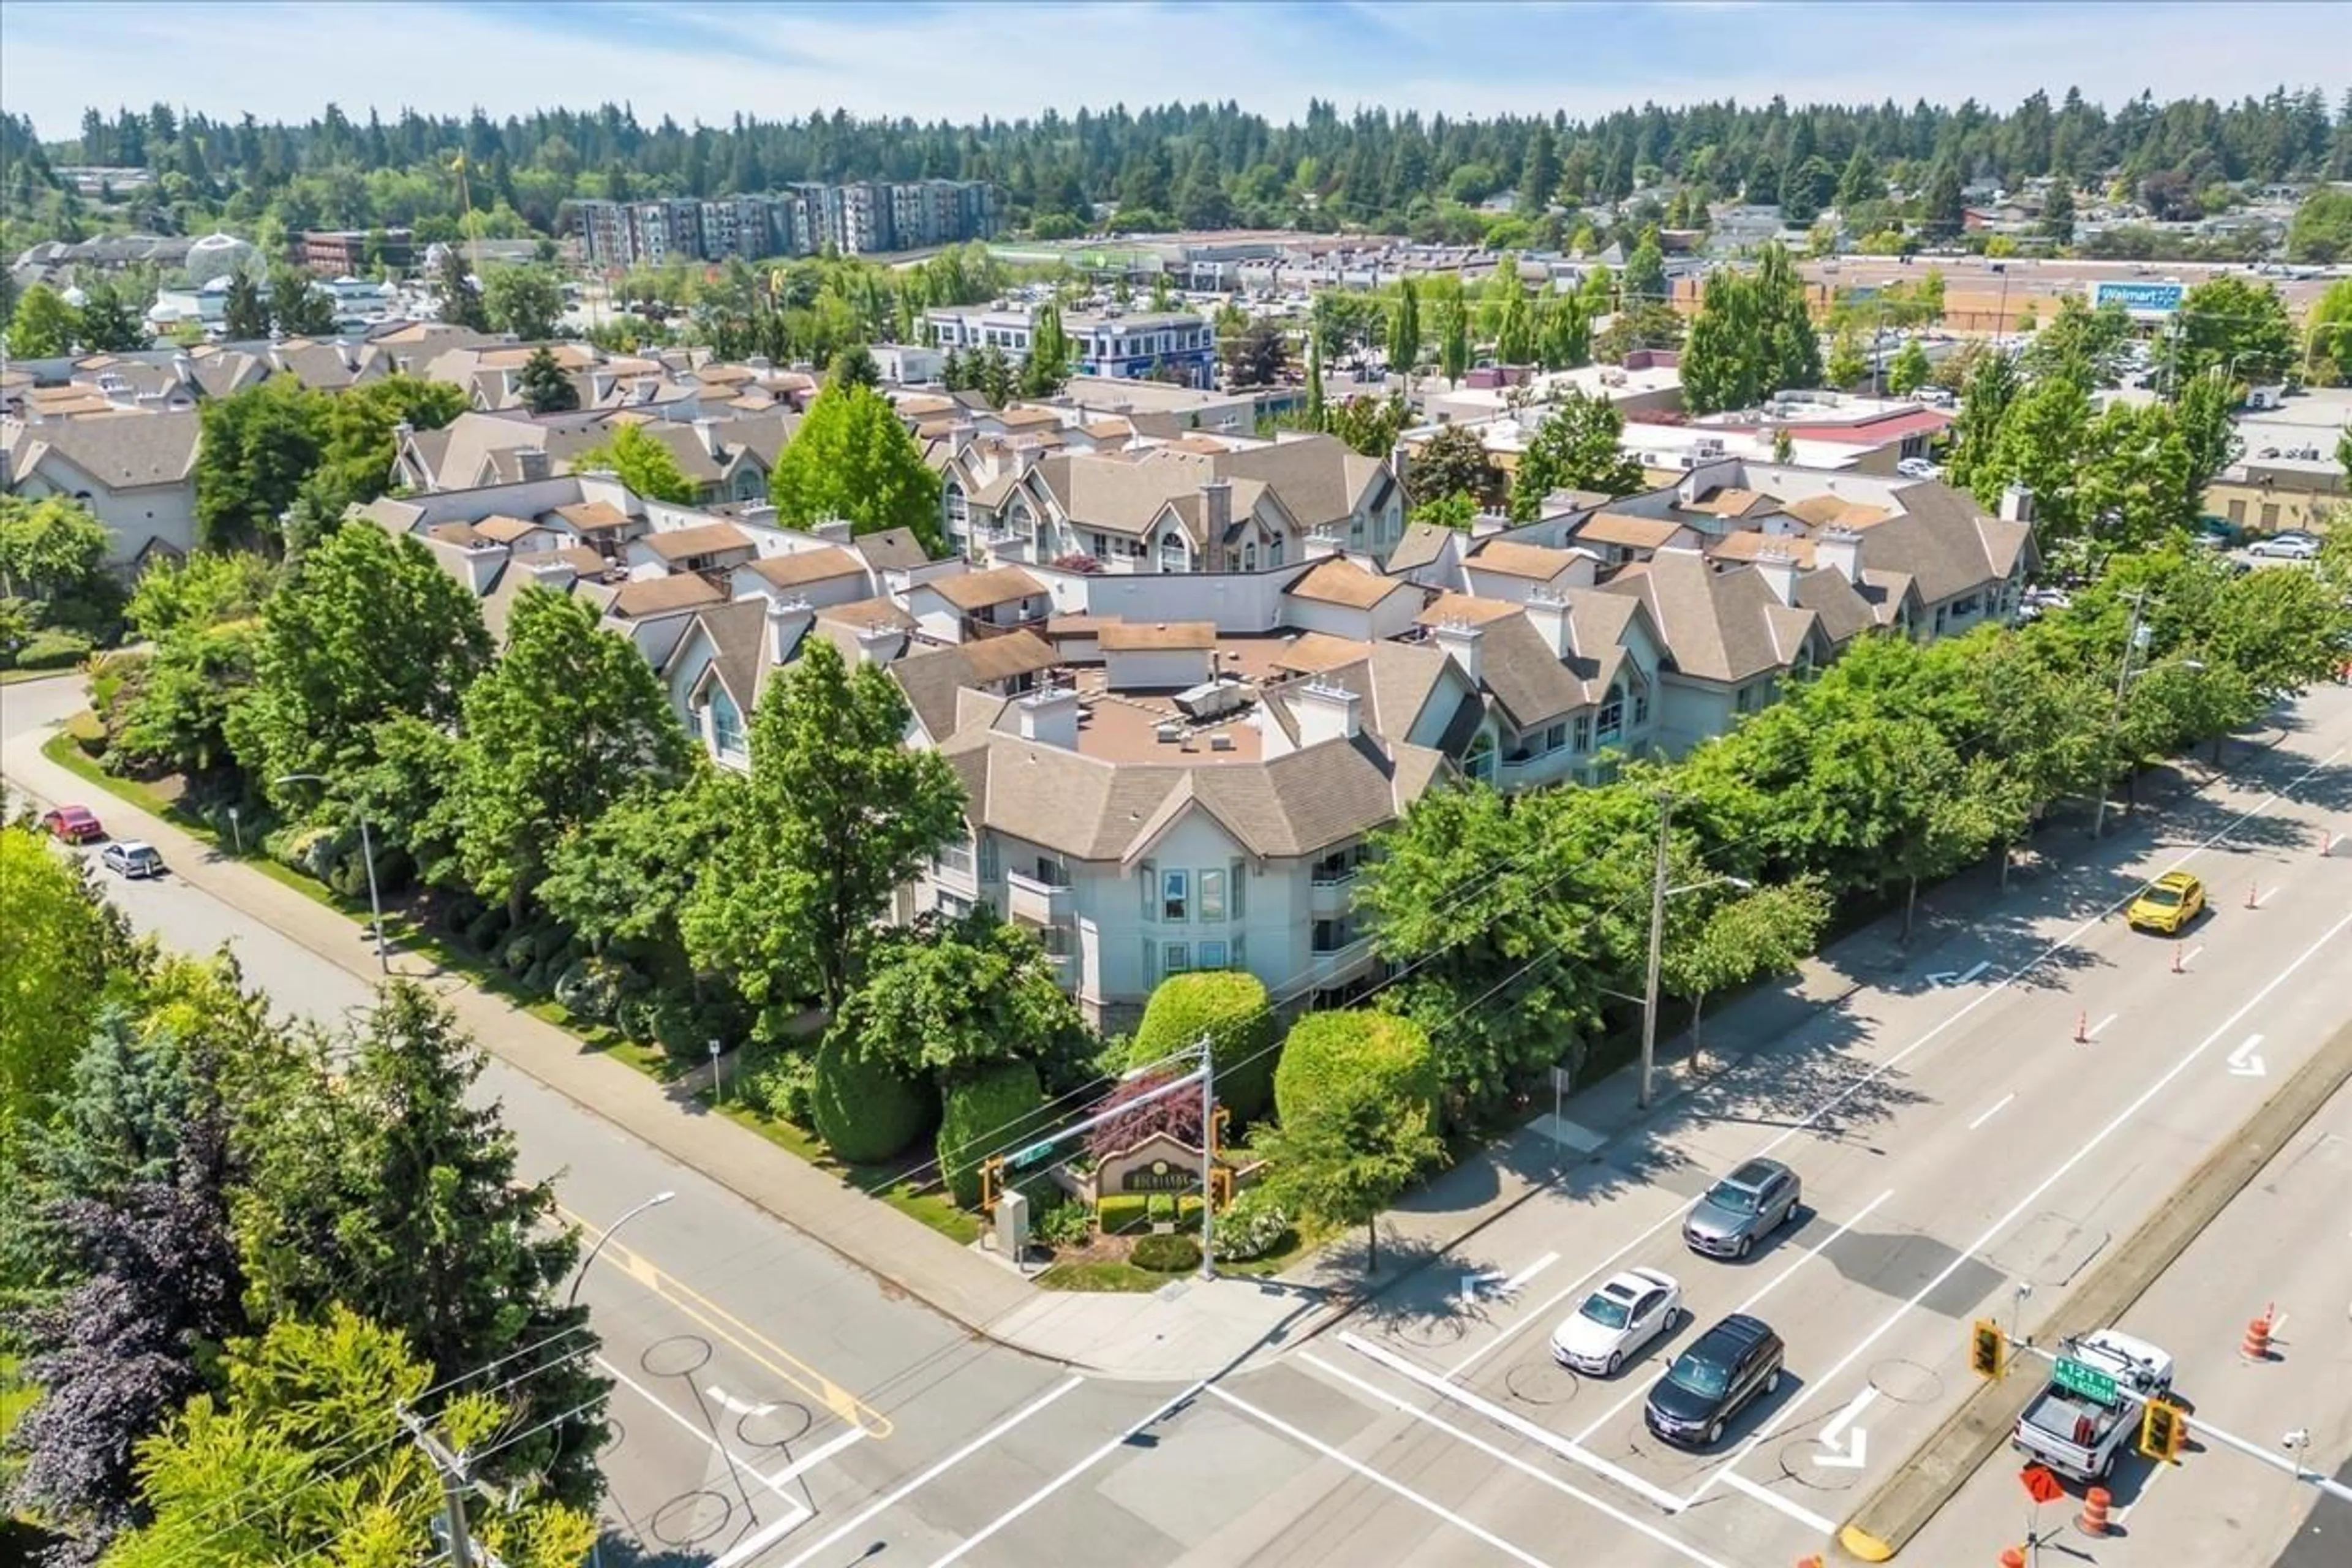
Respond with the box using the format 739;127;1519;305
560;1202;893;1438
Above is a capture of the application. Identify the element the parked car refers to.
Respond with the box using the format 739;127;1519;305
100;840;165;880
1643;1313;1785;1449
2125;870;2206;935
1896;457;1940;479
39;804;104;843
1683;1159;1803;1259
2247;535;2319;560
1551;1267;1683;1376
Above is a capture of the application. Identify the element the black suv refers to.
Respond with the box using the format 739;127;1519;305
1643;1313;1784;1448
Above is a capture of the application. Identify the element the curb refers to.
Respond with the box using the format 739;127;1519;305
1831;1011;2352;1561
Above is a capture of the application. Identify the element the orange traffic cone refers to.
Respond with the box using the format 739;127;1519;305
2001;1549;2026;1568
2079;1485;2113;1537
2242;1306;2273;1360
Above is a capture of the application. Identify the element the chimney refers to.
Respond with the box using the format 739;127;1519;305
392;420;415;447
739;502;780;529
812;516;853;545
458;543;508;597
1199;477;1233;540
1431;617;1484;684
693;417;722;459
1389;437;1411;499
1016;685;1082;750
1999;483;2036;524
1754;543;1800;606
1292;677;1363;748
766;594;814;663
516;447;551;482
1304;526;1344;562
523;554;578;591
1816;526;1862;585
394;354;414;375
854;621;902;666
172;351;194;387
1524;588;1572;657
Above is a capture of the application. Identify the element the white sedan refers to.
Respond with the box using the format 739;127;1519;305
1550;1267;1683;1376
2247;535;2320;560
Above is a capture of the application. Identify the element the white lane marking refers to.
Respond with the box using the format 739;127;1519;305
925;1380;1204;1568
1821;1384;1879;1447
710;1503;816;1568
597;1357;801;1505
1207;1385;1563;1568
1300;1350;1739;1568
2090;1012;2119;1041
1503;1251;1561;1293
771;1375;1084;1568
2227;1034;2267;1077
762;1422;867;1487
1681;904;2352;1512
2182;943;2206;970
1446;743;2346;1381
1570;1191;1894;1447
2108;1450;2168;1525
707;1384;777;1417
1339;1331;1687;1513
1721;1469;1840;1532
1967;1093;2017;1131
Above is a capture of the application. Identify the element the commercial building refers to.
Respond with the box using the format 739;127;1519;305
924;306;1217;388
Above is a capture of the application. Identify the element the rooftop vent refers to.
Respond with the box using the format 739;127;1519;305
1154;721;1183;744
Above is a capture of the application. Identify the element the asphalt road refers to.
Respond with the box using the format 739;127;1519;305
10;669;2351;1568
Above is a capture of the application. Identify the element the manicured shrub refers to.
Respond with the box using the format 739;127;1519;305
1273;1010;1439;1131
810;1027;933;1164
1147;1193;1177;1223
1130;970;1278;1121
1130;1234;1202;1273
1211;1189;1292;1263
937;1061;1045;1207
747;1047;817;1125
64;710;106;756
12;628;92;671
1096;1193;1152;1235
1031;1193;1092;1248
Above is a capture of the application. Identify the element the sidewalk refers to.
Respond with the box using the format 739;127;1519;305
2;711;1329;1381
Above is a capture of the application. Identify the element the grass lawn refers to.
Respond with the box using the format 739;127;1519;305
0;1355;34;1442
1034;1259;1169;1292
714;1101;982;1246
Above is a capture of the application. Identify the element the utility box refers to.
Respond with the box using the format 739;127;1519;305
994;1188;1030;1265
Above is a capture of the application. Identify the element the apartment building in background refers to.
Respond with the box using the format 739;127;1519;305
568;179;998;268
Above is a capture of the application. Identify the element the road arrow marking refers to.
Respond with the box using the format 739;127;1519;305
1956;960;1992;984
1461;1270;1511;1304
1501;1251;1559;1294
707;1385;777;1417
1816;1385;1878;1469
1924;971;1958;987
2227;1034;2267;1077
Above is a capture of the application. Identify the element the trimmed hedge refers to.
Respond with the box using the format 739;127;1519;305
1273;1010;1439;1131
1130;1233;1202;1273
937;1061;1045;1208
1130;970;1277;1122
10;628;92;671
1097;1193;1152;1234
809;1028;933;1164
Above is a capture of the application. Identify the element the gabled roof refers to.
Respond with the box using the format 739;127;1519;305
892;631;1061;741
1385;521;1460;573
1467;538;1585;580
746;546;865;590
1415;591;1527;628
853;527;932;571
1098;620;1217;652
1599;546;1819;685
1574;512;1686;549
607;573;726;619
925;565;1046;611
644;521;753;562
471;514;542;545
1285;556;1410;609
551;499;634;532
2;409;200;489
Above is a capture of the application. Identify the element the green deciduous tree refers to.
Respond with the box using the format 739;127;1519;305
230;521;488;802
265;266;333;336
0;494;119;633
1021;301;1071;397
2173;274;2295;387
1660;878;1830;1050
1410;421;1501;509
516;343;579;413
75;279;149;352
832;911;1092;1088
1509;390;1645;520
1825;325;1867;389
0;826;130;1164
1386;277;1420;375
232;984;607;1504
6;282;78;356
768;382;946;553
571;420;698;505
221;270;270;340
682;635;966;1020
102;1306;598;1568
481;263;565;341
451;587;690;919
1324;393;1409;460
1886;337;1931;396
1259;1012;1443;1272
194;378;326;553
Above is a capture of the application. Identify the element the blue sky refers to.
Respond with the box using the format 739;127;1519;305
0;1;2336;139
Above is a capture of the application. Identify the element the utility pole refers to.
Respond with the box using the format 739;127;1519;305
1198;1033;1217;1281
1638;790;1674;1110
398;1406;477;1567
2092;589;2150;840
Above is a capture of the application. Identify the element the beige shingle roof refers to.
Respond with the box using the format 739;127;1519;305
1098;620;1216;652
1599;546;1818;685
747;546;866;589
1468;538;1586;580
1574;513;1686;549
927;565;1046;611
1285;557;1409;609
608;573;726;619
3;409;200;489
644;522;754;562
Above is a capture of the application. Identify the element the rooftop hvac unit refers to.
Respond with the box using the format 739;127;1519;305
1209;733;1236;752
1155;721;1183;744
1175;678;1249;720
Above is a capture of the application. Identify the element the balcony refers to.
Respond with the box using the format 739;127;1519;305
1310;871;1357;918
1302;934;1374;989
1006;868;1074;926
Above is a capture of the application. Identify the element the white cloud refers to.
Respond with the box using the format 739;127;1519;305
0;1;2334;138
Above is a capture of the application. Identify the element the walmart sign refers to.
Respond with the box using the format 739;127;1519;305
2090;281;2185;316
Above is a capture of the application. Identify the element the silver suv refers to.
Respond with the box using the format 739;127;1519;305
1683;1159;1801;1259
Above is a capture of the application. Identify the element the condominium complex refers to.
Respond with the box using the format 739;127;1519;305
568;179;998;268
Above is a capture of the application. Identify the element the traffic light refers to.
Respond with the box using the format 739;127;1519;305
1969;1319;2007;1380
2139;1398;2185;1463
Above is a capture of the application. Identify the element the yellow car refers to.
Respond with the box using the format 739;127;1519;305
2126;871;2206;935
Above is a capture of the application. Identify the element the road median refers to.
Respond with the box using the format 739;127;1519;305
1835;1010;2352;1562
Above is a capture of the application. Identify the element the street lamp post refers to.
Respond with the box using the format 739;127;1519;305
567;1190;676;1309
275;772;388;971
1637;791;1755;1110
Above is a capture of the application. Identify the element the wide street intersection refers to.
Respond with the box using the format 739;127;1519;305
8;670;2351;1568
